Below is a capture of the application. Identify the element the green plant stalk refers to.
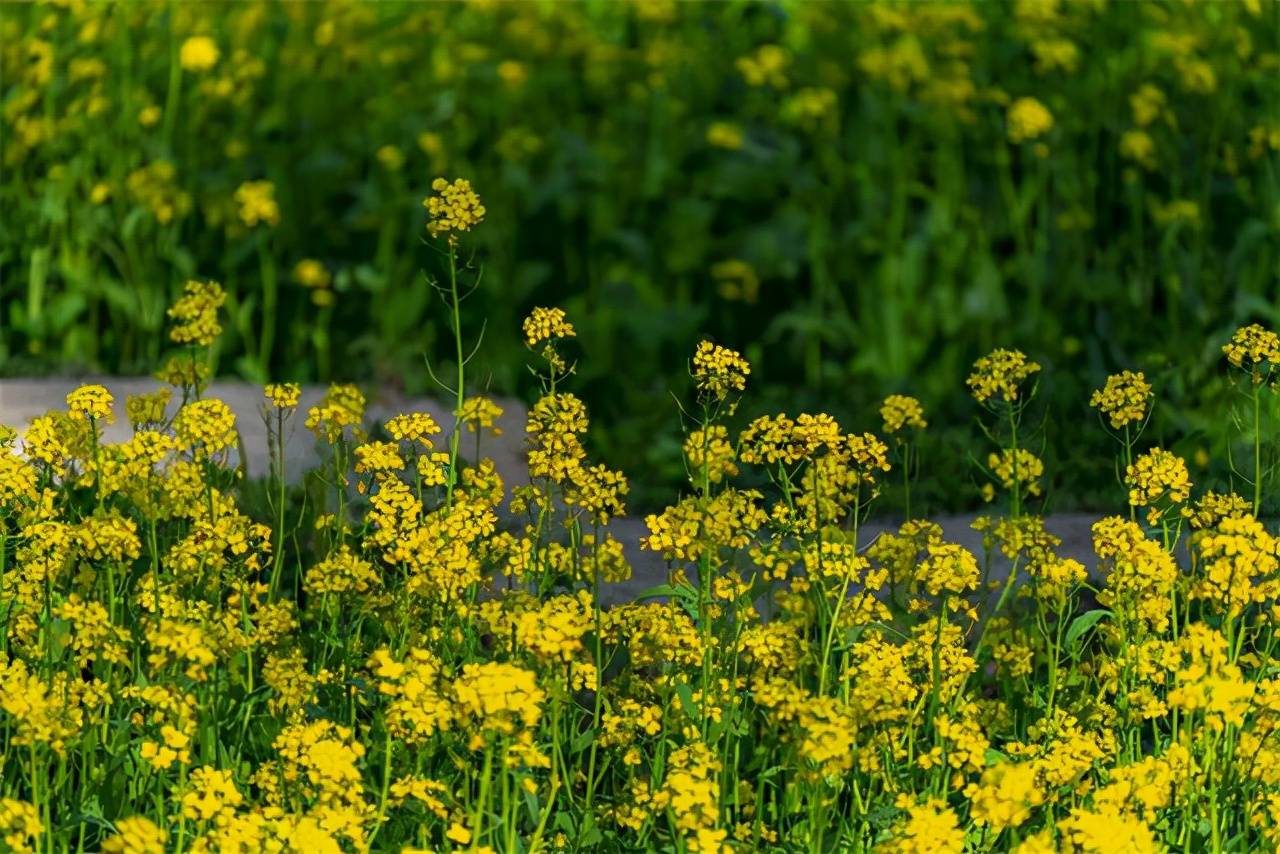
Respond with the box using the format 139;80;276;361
258;238;278;379
445;244;465;507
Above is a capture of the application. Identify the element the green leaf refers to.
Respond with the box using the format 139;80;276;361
674;681;698;719
1065;609;1111;651
636;583;696;605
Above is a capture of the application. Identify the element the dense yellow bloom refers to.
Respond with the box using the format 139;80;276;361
965;762;1045;831
1223;323;1280;381
305;545;381;597
916;542;979;597
881;394;927;433
878;800;964;853
1190;514;1279;616
234;180;279;228
424;177;486;241
179;36;220;72
706;122;743;150
126;387;172;427
1124;447;1191;514
292;259;331;290
66;384;114;422
1007;97;1054;143
453;662;545;735
692;340;750;401
167;280;226;347
181;767;243;822
967;349;1040;404
0;799;40;853
988;448;1044;497
736;44;789;88
305;383;366;442
684;424;738;484
102;816;167;853
523;306;576;347
173;398;237;460
1090;370;1152;429
1057;806;1161;853
264;383;301;409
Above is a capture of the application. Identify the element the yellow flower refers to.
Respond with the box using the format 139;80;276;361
1125;447;1191;525
879;799;965;854
167;280;225;347
66;384;114;423
0;800;41;853
292;259;331;290
522;306;576;347
497;60;527;87
264;383;301;409
706;122;744;150
1057;806;1161;853
1090;371;1152;430
692;340;750;401
1130;84;1166;127
1007;97;1054;143
102;816;167;853
453;662;545;735
173;399;237;460
180;766;242;822
1223;323;1280;382
711;259;759;303
446;822;472;845
965;761;1045;831
881;395;927;434
179;36;220;72
988;448;1044;497
736;44;789;88
1119;130;1157;170
376;144;404;171
967;349;1040;404
234;180;279;228
457;397;504;435
424;177;485;242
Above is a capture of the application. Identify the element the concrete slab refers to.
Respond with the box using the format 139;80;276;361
0;377;529;487
1;378;1111;607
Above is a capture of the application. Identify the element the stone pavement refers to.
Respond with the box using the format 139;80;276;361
0;377;530;487
1;379;1107;606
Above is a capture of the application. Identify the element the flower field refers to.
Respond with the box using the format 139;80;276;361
7;2;1280;852
4;178;1280;854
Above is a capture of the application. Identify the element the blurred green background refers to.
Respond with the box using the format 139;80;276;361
3;0;1280;512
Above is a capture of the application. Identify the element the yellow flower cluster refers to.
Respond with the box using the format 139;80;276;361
691;340;750;402
881;394;927;434
988;448;1045;497
1090;370;1153;430
457;396;504;435
1125;447;1191;518
1223;322;1280;382
967;349;1041;404
66;384;114;423
424;177;486;242
453;662;545;736
167;280;226;347
264;383;301;409
522;306;576;347
1007;96;1054;143
179;36;220;72
234;180;279;228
